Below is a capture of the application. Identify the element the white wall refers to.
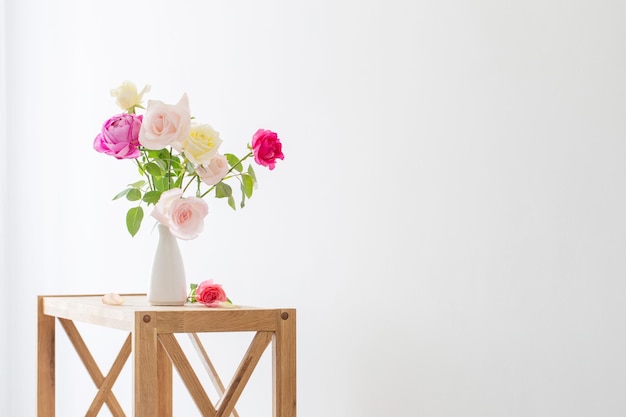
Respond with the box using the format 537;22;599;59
0;0;8;412
4;0;626;416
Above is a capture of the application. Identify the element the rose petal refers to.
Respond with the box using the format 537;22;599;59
102;293;125;305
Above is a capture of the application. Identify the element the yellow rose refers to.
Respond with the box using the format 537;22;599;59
177;122;223;166
110;81;151;111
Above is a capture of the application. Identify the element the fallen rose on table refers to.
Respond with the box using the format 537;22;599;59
187;280;237;308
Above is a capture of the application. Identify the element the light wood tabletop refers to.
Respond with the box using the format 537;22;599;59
37;294;296;417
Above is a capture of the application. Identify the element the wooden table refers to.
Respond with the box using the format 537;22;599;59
37;294;296;417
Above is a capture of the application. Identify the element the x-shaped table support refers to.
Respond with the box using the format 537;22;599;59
58;318;130;416
37;295;296;417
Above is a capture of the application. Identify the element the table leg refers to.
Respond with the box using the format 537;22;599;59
273;309;296;417
37;296;56;417
157;339;173;416
133;312;159;417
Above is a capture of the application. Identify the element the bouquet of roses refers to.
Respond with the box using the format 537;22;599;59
93;81;284;239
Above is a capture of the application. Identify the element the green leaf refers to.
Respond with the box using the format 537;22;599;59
126;188;142;201
215;182;236;210
227;195;236;210
225;153;243;172
147;149;162;159
242;174;254;199
145;162;164;177
128;180;146;188
154;158;168;171
173;174;185;189
153;176;166;192
170;158;182;171
247;164;257;183
113;188;131;200
187;283;198;303
143;191;162;204
215;182;233;199
126;207;144;237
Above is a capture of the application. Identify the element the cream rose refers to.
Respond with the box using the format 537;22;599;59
110;81;150;111
139;94;191;150
197;154;230;186
173;122;222;166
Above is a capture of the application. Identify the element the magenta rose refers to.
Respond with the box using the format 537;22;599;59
251;129;284;170
195;279;227;307
93;113;143;159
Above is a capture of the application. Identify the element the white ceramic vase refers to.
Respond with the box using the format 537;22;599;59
148;224;187;306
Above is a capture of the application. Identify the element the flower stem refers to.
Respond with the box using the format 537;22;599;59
182;174;197;194
231;151;253;172
135;158;154;191
167;148;172;190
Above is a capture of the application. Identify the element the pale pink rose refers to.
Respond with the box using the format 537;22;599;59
197;154;229;186
168;197;208;240
151;188;209;240
195;279;228;307
251;129;284;170
139;93;191;150
151;188;183;227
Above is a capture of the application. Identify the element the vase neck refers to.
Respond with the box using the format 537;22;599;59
157;224;175;240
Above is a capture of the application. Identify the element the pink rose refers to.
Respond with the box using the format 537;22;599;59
151;188;209;240
195;279;227;307
93;113;143;159
139;93;191;150
197;154;230;186
251;129;284;170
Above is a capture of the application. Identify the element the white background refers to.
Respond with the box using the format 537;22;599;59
2;0;626;416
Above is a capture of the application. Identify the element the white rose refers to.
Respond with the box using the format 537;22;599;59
110;81;150;111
